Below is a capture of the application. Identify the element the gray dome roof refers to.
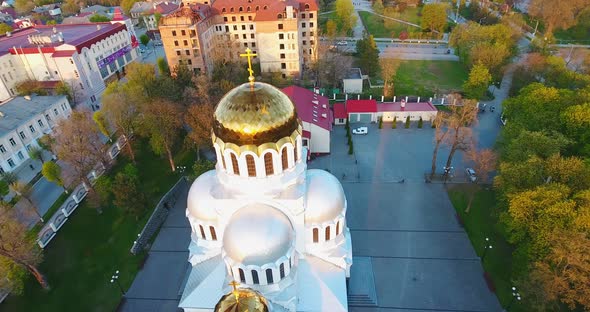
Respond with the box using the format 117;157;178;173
223;204;294;266
187;170;218;222
304;169;346;224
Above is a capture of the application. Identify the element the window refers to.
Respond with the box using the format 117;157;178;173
252;42;256;47
278;23;283;30
279;44;285;50
313;228;318;243
17;151;23;160
0;145;5;153
302;32;306;37
281;146;288;170
281;63;286;69
234;34;239;40
183;40;188;46
303;40;307;45
233;25;237;31
302;22;306;28
310;22;314;27
187;59;192;65
209;226;217;240
250;33;255;38
172;30;177;36
174;40;179;46
19;131;25;139
266;268;273;284
231;153;239;174
7;158;15;168
240;15;244;21
185;50;190;56
302;13;306;18
264;153;274;175
53;108;58;116
199;225;206;239
280;53;285;59
244;42;248;47
336;221;340;235
239;6;243;12
223;16;228;22
242;34;247;39
181;30;186;36
251;270;259;284
29;125;35;133
246;154;256;177
248;16;253;21
45;114;51;121
294;142;298;161
0;167;4;174
231;16;236;22
230;7;234;12
279;33;284;40
325;226;331;240
222;7;226;12
310;13;314;18
310;31;314;36
176;50;181;56
238;268;246;283
279;263;285;279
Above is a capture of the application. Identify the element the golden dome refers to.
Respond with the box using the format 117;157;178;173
214;288;270;312
213;82;300;146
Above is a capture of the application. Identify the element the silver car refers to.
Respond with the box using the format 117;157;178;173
465;168;477;182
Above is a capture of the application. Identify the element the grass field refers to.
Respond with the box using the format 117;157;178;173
447;185;529;312
359;9;423;38
393;60;469;97
2;140;197;312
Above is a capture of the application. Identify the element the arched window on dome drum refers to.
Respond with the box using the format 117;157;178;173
199;225;206;239
313;228;318;243
230;153;239;175
279;263;285;279
264;153;274;176
251;270;259;284
246;154;256;177
281;146;289;170
266;268;273;284
294;142;298;162
239;268;246;283
220;153;227;170
336;221;340;235
209;226;217;241
325;226;331;241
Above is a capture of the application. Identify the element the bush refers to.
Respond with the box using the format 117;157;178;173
378;117;383;129
348;142;354;155
392;116;397;128
418;117;423;128
405;116;410;128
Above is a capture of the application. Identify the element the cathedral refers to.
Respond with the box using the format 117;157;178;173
178;63;353;311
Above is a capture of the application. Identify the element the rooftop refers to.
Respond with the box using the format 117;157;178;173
345;68;362;80
282;86;332;131
346;99;377;113
211;0;317;22
377;101;438;112
0;95;67;138
333;103;346;119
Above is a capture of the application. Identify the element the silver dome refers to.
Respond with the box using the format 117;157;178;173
187;170;218;221
223;204;294;266
304;169;346;224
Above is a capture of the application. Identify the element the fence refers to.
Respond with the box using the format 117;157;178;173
130;177;189;255
37;135;129;248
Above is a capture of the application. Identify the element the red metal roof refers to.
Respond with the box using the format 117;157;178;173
377;101;438;112
211;0;317;21
346;99;377;113
51;50;76;57
302;130;311;138
333;103;346;119
282;86;332;131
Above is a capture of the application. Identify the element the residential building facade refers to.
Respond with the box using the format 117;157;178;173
159;0;318;76
0;95;71;173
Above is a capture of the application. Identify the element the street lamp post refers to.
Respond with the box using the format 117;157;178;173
111;270;125;296
481;237;493;262
506;286;521;310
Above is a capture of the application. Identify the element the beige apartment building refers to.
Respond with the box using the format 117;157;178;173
159;0;318;77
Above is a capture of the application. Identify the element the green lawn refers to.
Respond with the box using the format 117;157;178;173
554;26;590;43
447;185;528;312
2;140;197;312
359;9;423;39
393;60;469;97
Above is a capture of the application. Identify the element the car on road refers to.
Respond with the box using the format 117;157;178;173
153;41;163;46
336;41;348;46
465;168;477;182
352;127;368;135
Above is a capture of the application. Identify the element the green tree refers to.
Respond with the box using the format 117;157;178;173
529;0;590;36
15;80;47;96
325;20;338;38
42;161;64;188
14;0;34;15
405;116;410;128
0;23;12;35
0;203;48;292
112;164;145;219
102;82;140;163
392;116;397;128
372;0;384;13
421;3;449;35
335;0;357;35
356;35;380;76
191;159;215;179
55;81;73;103
463;63;492;100
92;111;110;139
37;134;55;156
185;103;214;160
157;57;170;76
121;0;139;15
378;117;383;129
0;172;17;192
61;0;80;16
140;99;183;171
28;146;45;164
418;117;423;128
380;58;401;98
139;34;150;46
89;14;111;22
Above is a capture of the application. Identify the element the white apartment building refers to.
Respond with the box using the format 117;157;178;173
0;95;71;173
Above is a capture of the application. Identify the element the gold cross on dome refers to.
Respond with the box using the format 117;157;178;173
229;280;240;303
240;48;257;85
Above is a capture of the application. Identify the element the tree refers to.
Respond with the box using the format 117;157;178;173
392;116;397;128
0;203;48;291
430;113;450;179
92;111;110;140
191;159;215;179
89;14;111;22
325;20;338;38
380;58;401;97
463;145;497;212
378;117;383;129
418;117;423;128
140;100;183;171
463;63;492;100
0;172;18;192
356;35;380;76
0;23;12;35
529;0;590;36
139;34;150;46
14;0;35;15
443;99;478;176
421;3;449;35
12;182;43;223
42;162;64;188
61;0;80;16
157;57;170;76
101;83;140;163
121;0;139;15
38;134;55;156
86;176;111;211
185;103;214;160
53;110;106;211
405;116;410;128
28;146;44;164
15;80;48;96
335;0;357;35
112;164;146;219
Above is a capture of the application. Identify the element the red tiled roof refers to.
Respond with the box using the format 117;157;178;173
282;85;332;131
377;101;438;112
333;103;346;119
78;12;93;17
146;2;179;15
52;50;76;57
346;99;377;113
211;0;317;21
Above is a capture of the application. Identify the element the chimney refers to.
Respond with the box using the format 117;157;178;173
5;31;10;37
52;26;57;33
96;24;101;30
401;99;405;111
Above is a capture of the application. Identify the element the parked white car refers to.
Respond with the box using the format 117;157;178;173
352;127;368;135
336;40;348;46
465;168;477;182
